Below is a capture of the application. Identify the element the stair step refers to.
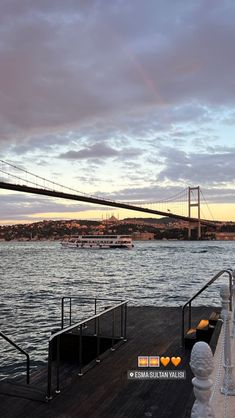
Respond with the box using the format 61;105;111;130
184;318;216;348
209;312;220;326
184;329;196;349
196;323;215;343
0;380;46;402
196;319;209;330
186;328;196;335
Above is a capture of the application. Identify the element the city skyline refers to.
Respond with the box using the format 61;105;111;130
1;1;235;224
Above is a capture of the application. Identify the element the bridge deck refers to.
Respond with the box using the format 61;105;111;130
0;306;219;418
0;181;214;225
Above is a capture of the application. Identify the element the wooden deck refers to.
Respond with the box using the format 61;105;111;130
0;306;220;418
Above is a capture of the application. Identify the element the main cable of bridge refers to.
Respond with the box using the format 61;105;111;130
200;189;215;221
0;159;96;199
0;159;215;225
0;159;188;212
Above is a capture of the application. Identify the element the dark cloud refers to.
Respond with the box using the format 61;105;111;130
101;185;184;202
158;147;235;185
0;0;235;145
59;143;119;160
0;193;102;220
59;143;141;161
203;187;235;204
9;133;72;155
0;0;235;222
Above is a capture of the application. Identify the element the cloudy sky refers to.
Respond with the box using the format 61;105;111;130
0;0;235;223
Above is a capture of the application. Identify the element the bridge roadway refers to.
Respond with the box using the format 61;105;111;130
0;181;215;227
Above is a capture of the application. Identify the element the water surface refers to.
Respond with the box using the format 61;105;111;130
0;240;234;378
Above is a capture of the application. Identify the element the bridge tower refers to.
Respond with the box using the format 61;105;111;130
188;186;201;240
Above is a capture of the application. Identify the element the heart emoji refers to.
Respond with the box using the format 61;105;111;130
171;357;181;367
160;357;170;367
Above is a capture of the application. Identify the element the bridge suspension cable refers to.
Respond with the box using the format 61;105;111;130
0;159;97;198
0;159;188;214
135;188;189;219
0;159;215;226
200;189;215;221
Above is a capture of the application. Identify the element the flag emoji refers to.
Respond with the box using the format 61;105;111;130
138;356;148;367
149;356;160;367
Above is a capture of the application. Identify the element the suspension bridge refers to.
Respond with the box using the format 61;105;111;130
0;160;218;238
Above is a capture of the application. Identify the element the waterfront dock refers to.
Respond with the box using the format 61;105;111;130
0;306;220;418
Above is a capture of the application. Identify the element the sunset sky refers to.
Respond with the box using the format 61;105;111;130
1;0;235;224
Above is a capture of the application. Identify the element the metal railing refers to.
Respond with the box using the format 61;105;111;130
181;269;233;347
47;299;128;400
0;331;30;384
60;296;123;329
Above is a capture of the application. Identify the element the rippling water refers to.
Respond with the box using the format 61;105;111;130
0;240;234;378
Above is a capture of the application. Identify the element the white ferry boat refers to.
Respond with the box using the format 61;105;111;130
61;235;134;249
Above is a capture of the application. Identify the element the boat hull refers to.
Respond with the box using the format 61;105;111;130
61;235;134;249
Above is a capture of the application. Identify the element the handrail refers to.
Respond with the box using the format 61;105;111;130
52;300;126;342
181;269;233;347
61;296;123;329
47;299;128;400
0;331;30;384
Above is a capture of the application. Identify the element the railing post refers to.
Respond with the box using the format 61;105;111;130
188;301;192;330
56;336;60;394
61;298;64;329
78;324;83;376
111;309;115;351
181;307;185;348
232;270;235;338
94;298;97;336
229;271;233;312
96;317;101;363
26;354;30;384
121;304;124;339
69;297;72;326
46;341;53;401
220;284;235;395
190;341;215;418
124;303;127;341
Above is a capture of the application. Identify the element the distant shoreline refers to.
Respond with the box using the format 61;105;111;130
1;238;235;242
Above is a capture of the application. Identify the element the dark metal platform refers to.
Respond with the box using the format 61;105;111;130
0;306;220;418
